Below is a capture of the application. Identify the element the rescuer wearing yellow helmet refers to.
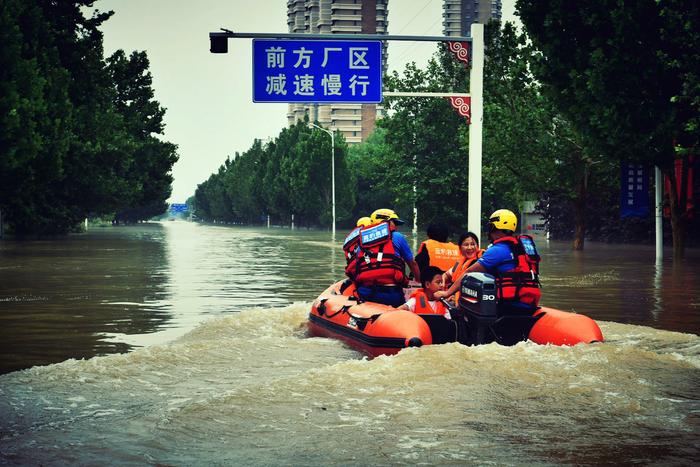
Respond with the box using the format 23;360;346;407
486;209;518;235
347;208;421;307
435;209;541;312
356;217;372;227
342;217;373;268
369;208;403;225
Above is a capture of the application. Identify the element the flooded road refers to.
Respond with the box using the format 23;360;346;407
1;222;699;465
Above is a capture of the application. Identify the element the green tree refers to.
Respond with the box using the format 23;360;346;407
364;21;615;250
298;123;354;227
194;119;355;229
517;0;700;259
378;23;566;237
261;127;294;223
480;21;623;250
226;144;265;224
346;127;399;222
107;50;178;223
1;1;178;234
0;0;73;234
47;1;132;223
381;59;470;234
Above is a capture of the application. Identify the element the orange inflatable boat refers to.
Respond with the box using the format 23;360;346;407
308;273;604;357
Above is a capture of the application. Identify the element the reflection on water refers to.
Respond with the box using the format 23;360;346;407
0;225;171;373
0;223;344;373
538;240;700;335
653;260;663;320
1;222;700;464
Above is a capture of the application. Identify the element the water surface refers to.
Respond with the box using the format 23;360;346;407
1;222;698;465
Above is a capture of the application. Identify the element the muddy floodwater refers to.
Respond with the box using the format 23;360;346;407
1;222;699;465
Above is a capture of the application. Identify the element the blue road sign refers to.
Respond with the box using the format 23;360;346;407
253;40;382;103
170;203;189;213
620;163;650;218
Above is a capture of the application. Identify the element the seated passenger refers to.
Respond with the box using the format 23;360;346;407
399;266;450;318
415;223;460;273
443;231;483;297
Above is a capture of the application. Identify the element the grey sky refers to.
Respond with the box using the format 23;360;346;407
97;0;519;202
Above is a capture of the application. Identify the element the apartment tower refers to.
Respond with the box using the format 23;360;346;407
287;0;389;144
443;0;502;37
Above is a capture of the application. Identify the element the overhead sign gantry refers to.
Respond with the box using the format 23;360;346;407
210;27;484;241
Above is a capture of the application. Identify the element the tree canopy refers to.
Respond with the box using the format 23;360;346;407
193;119;353;228
0;0;177;235
517;0;700;257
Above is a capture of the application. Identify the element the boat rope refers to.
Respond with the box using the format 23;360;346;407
324;304;353;319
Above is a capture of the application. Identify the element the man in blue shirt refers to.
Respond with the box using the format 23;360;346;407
355;209;421;307
436;209;540;312
475;236;517;275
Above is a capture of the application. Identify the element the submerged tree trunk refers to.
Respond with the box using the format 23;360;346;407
670;211;687;261
572;160;588;251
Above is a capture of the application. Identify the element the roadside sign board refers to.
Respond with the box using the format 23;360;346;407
620;163;650;218
170;203;189;213
252;40;382;103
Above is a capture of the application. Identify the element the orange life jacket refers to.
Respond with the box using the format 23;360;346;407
417;239;461;272
342;226;362;265
409;289;447;315
348;221;407;286
449;249;484;283
491;235;541;307
449;249;484;302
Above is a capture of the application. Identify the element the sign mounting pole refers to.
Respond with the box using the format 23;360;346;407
468;23;484;242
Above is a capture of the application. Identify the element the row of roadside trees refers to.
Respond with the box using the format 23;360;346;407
0;0;178;235
193;1;698;260
193;122;354;228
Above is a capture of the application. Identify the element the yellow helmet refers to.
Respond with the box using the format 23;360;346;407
370;208;405;225
488;209;517;233
356;217;372;227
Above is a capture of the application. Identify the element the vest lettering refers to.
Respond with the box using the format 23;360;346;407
347;221;406;286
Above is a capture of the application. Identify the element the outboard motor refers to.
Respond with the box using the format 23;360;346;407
456;272;498;345
457;272;544;346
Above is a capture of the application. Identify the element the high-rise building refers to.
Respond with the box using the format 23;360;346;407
286;0;389;144
443;0;502;37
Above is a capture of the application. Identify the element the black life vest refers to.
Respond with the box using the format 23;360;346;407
346;221;407;286
491;235;541;307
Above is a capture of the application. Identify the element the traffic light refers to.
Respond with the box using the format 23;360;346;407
210;35;228;54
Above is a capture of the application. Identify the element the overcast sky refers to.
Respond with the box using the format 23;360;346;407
97;0;519;202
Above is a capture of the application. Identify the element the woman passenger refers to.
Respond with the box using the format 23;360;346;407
443;232;483;293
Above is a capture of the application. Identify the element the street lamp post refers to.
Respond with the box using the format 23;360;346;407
309;122;336;239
